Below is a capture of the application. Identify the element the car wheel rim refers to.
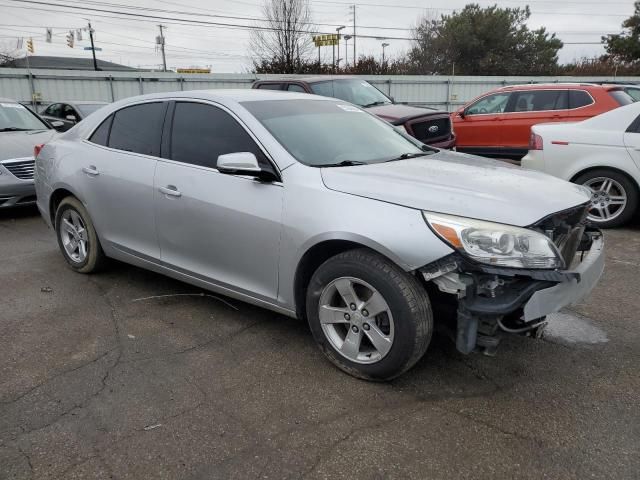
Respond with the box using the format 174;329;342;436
60;209;89;263
583;177;627;223
318;277;395;365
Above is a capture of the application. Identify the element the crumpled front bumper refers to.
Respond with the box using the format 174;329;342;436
523;233;604;321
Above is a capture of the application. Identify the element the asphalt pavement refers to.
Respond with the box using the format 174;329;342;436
1;206;638;480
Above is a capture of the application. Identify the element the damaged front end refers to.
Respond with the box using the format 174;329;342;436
419;205;604;355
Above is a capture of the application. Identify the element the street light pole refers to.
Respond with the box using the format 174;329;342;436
336;26;345;72
344;35;352;68
382;42;390;64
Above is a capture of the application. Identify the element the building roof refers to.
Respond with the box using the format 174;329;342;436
2;56;141;71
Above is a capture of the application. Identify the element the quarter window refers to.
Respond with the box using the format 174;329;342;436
569;90;593;109
170;102;273;172
466;93;510;115
108;102;165;156
89;115;113;146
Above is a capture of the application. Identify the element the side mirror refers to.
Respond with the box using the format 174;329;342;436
217;152;263;175
459;109;467;119
389;96;395;103
65;114;77;122
50;120;65;131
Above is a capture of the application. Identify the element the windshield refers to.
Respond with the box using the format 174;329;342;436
242;99;428;167
624;88;640;102
0;102;49;131
310;80;392;108
76;103;106;116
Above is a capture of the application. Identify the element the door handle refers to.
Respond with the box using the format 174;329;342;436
82;165;99;176
159;185;182;197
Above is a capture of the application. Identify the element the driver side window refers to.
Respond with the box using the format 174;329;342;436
44;103;62;118
466;93;511;116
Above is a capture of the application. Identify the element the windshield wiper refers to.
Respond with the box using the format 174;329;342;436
384;152;432;162
361;101;391;108
315;160;368;168
0;127;32;132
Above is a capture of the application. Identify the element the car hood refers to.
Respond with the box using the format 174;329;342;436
0;129;57;161
320;150;590;227
366;103;443;124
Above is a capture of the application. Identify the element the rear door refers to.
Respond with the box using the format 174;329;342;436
567;89;596;121
623;114;640;171
501;89;569;152
154;100;283;301
81;101;167;260
454;92;511;154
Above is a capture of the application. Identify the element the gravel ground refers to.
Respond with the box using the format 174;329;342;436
1;206;638;480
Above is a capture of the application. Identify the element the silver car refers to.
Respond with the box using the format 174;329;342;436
0;98;57;208
35;90;604;380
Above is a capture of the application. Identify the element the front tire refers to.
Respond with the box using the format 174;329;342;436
54;196;106;273
306;249;433;381
574;169;638;228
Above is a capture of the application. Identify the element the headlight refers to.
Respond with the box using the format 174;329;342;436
423;212;563;269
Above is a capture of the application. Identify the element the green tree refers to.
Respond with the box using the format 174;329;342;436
602;1;640;64
408;4;563;75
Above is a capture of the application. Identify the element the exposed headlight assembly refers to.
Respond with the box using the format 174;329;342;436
423;212;563;269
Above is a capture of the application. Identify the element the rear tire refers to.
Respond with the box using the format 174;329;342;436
306;248;432;381
574;169;638;228
54;196;106;273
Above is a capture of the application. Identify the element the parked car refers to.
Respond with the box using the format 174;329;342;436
252;77;455;149
0;98;57;208
35;90;603;380
522;101;640;228
40;101;108;131
453;84;634;160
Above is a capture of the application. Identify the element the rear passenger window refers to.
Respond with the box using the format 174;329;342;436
569;90;593;109
512;90;568;112
257;83;284;90
88;115;113;146
287;84;307;93
170;102;273;172
108;102;165;156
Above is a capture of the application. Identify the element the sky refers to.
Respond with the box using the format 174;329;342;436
0;0;635;72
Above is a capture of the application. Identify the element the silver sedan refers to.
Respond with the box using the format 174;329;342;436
35;90;604;380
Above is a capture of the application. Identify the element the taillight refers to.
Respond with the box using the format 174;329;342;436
34;144;44;158
529;132;543;151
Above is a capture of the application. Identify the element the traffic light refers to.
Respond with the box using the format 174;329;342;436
26;38;34;54
66;30;74;48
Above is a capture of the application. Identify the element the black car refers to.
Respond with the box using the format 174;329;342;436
40;101;108;131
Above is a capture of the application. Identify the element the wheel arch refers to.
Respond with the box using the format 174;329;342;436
570;165;640;192
292;235;412;320
49;185;84;225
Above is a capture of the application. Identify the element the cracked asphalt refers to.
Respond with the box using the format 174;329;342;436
1;206;639;480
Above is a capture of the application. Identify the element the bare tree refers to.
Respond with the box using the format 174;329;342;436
250;0;314;73
0;40;20;66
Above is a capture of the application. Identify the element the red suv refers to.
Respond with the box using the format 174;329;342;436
253;77;455;149
452;83;634;160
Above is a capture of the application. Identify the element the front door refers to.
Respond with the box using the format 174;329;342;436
154;101;283;302
454;92;511;155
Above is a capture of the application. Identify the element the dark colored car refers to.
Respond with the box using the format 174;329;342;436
252;77;455;149
40;101;108;131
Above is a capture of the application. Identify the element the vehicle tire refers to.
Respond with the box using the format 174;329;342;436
306;248;433;381
54;196;106;273
574;169;639;228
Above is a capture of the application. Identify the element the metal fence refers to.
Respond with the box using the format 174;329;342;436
2;68;639;112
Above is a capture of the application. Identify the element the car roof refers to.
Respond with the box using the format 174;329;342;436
48;100;109;105
0;97;19;103
109;88;330;105
256;76;360;84
496;83;615;91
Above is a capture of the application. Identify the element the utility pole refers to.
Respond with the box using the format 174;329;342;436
87;21;98;71
336;26;345;72
158;25;167;72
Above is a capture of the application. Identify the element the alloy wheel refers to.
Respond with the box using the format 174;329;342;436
318;277;395;364
584;177;627;223
60;209;89;263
